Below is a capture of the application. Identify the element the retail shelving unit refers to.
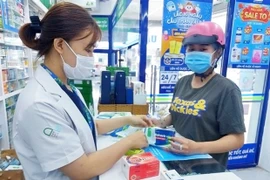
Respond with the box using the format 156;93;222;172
0;0;47;150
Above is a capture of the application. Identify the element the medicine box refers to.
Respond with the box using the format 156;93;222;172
145;127;175;146
131;81;146;105
122;152;160;180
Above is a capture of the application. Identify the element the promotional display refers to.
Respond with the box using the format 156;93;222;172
159;0;213;93
228;1;270;69
224;0;270;169
228;143;257;168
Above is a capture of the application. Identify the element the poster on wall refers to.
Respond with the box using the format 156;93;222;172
228;0;270;69
159;0;213;94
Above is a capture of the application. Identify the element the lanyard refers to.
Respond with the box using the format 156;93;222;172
41;64;97;147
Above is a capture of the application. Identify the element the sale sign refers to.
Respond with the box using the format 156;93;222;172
240;4;269;23
228;1;270;69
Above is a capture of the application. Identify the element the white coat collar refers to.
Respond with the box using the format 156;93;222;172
35;65;65;97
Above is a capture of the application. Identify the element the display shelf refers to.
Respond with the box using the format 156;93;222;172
3;89;23;99
0;0;33;150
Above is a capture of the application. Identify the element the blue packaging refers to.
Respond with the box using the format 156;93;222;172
145;127;175;146
0;159;9;170
126;88;133;104
155;128;175;145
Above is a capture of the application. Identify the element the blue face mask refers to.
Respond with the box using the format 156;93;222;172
185;51;215;74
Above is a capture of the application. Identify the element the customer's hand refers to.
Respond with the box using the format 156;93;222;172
150;118;163;127
128;115;153;127
126;131;148;149
164;137;200;155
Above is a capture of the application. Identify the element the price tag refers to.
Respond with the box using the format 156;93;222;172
160;71;178;85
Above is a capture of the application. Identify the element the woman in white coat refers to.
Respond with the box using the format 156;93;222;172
13;2;150;180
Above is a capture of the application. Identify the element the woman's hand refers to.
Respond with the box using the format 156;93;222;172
125;131;149;149
165;137;200;155
128;115;153;127
150;118;162;127
150;114;172;128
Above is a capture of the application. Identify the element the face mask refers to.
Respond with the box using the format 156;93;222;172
185;51;216;74
60;41;95;79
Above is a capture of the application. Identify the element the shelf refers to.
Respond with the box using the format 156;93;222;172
6;103;15;109
3;77;29;82
0;42;25;48
12;8;24;17
0;28;18;34
17;76;29;80
7;79;17;82
4;89;23;99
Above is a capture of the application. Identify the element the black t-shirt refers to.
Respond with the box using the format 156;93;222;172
169;74;246;166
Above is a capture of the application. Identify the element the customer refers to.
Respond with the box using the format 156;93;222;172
13;2;151;180
152;22;246;167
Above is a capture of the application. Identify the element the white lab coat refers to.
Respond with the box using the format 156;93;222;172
13;66;98;180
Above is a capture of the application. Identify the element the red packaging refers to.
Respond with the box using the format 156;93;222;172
122;152;160;180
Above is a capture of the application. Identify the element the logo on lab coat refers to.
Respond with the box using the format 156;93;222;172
43;125;62;138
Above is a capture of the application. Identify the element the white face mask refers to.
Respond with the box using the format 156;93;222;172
60;41;95;79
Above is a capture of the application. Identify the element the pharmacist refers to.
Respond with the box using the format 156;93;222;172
13;2;152;180
152;22;246;167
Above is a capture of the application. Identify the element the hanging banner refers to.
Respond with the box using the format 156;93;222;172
159;0;213;94
228;0;270;69
112;0;132;27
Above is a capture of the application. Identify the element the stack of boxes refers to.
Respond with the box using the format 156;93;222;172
98;67;149;115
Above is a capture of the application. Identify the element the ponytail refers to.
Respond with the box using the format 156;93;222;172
19;23;40;51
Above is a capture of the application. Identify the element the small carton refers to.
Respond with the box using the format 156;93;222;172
122;152;160;180
161;170;183;180
144;127;175;146
131;81;146;105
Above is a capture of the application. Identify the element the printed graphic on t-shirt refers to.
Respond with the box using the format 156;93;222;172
170;97;206;117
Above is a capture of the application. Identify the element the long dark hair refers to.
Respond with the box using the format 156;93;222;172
19;2;101;57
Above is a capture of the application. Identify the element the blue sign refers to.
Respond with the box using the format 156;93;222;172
159;0;213;93
227;143;257;168
228;0;270;69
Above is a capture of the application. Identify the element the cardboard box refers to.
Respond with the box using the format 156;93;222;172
122;152;160;180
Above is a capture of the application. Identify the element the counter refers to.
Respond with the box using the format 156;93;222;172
97;136;242;180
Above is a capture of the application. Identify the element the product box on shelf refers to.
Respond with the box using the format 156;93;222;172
122;152;160;180
7;69;16;80
0;149;24;180
131;81;147;105
2;69;8;81
8;81;18;92
3;82;8;94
